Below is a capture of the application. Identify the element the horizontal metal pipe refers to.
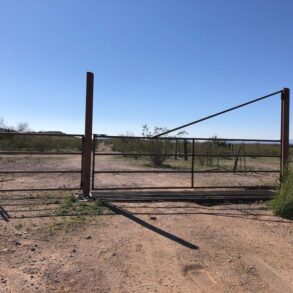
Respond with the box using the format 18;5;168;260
0;187;81;192
0;170;82;174
93;185;274;190
94;170;279;174
0;151;82;155
94;134;280;143
94;152;280;158
0;132;84;137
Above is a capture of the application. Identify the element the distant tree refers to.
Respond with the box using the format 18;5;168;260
0;118;30;132
16;122;30;132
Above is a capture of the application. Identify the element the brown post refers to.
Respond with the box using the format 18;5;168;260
280;88;290;179
191;139;195;188
82;72;94;197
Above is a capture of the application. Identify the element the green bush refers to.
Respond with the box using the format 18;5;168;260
0;134;82;152
270;171;293;219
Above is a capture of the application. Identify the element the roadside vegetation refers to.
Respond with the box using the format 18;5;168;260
0;134;82;152
270;171;293;219
0;118;82;152
56;195;104;216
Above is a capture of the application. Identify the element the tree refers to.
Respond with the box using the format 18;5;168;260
142;125;189;167
0;118;30;132
16;122;30;132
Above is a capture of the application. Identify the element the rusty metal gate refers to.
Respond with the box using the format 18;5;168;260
90;87;289;195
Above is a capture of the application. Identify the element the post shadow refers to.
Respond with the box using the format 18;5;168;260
0;206;10;222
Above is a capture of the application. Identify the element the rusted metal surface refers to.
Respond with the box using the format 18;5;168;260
280;88;290;178
81;72;94;197
0;151;82;155
94;186;274;191
94;170;279;174
91;135;97;190
96;134;280;142
0;188;81;192
94;152;280;158
191;139;195;188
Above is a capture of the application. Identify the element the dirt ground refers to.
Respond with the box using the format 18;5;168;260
1;147;293;292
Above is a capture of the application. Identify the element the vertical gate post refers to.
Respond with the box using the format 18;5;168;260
280;88;290;179
82;72;94;198
191;139;195;188
184;139;188;161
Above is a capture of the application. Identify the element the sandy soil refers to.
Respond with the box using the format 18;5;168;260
0;145;292;292
0;200;293;293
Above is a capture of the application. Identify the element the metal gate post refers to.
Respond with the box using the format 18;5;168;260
280;88;290;179
81;72;94;198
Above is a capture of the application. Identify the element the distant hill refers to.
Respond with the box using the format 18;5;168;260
36;131;65;134
0;129;66;135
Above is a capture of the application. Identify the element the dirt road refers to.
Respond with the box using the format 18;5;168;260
0;199;293;293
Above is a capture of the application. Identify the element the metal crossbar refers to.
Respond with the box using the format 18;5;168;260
153;90;283;137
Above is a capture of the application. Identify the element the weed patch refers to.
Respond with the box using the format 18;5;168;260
56;195;104;216
269;172;293;219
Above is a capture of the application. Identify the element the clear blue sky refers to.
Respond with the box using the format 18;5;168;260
1;0;292;139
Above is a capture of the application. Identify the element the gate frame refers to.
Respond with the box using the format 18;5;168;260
89;88;290;193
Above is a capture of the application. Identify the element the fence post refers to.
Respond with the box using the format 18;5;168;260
81;72;94;198
184;139;188;161
191;139;195;188
280;88;290;180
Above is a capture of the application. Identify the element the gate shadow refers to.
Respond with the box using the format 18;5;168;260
101;199;198;250
0;206;10;222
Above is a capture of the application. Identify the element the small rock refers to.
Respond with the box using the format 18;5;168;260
86;235;92;240
150;216;157;220
72;249;76;253
31;247;36;252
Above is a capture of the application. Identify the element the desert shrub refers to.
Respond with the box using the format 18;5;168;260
269;171;293;219
141;125;172;167
0;134;82;152
111;125;179;167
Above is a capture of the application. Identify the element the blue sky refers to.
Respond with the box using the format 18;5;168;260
0;0;292;139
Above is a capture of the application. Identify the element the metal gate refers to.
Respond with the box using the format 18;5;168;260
90;88;289;195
